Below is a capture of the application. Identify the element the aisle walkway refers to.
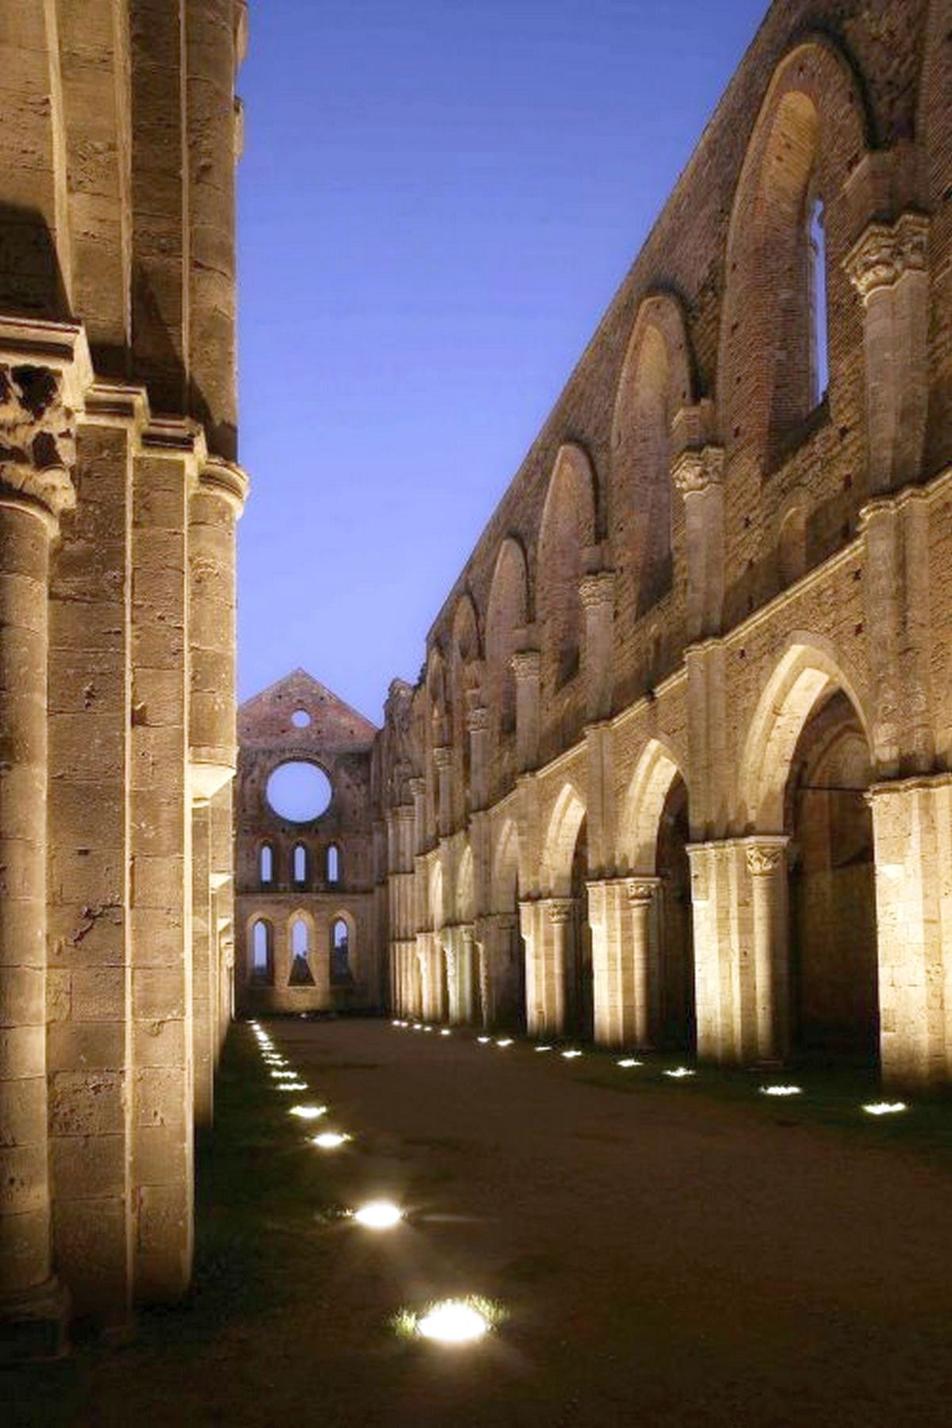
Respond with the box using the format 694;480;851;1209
13;1019;952;1427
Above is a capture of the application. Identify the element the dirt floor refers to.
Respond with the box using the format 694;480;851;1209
10;1018;952;1428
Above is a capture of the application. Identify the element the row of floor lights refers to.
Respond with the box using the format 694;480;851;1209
250;1020;494;1344
390;1019;909;1116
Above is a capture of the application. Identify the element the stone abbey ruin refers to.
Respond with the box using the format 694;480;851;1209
1;0;950;1356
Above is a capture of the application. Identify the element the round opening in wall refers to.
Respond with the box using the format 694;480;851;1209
266;762;332;822
291;708;311;729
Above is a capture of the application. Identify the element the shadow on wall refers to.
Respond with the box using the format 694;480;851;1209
0;203;70;321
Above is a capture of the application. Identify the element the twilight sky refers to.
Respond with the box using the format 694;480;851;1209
237;0;767;724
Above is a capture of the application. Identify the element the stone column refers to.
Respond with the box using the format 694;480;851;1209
587;879;627;1046
466;703;489;812
409;776;427;855
477;912;519;1029
433;746;453;838
0;357;81;1358
845;212;930;495
688;840;759;1065
671;441;725;644
527;898;572;1036
869;773;952;1089
744;838;790;1063
511;650;541;774
579;572;615;722
459;924;479;1024
626;877;662;1050
191;801;214;1129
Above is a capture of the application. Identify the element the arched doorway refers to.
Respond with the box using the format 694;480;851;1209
568;817;594;1040
787;691;878;1059
656;775;695;1051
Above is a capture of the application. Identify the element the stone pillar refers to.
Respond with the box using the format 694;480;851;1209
524;898;571;1037
511;650;541;774
433;746;453;838
409;776;427;855
744;839;790;1063
191;801;214;1129
476;912;519;1029
459;924;479;1025
0;350;84;1358
587;880;625;1046
579;572;615;722
688;840;759;1065
845;212;930;495
869;774;952;1089
467;703;489;812
671;441;725;644
626;877;662;1050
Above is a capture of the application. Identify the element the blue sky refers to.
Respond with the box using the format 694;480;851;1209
237;0;768;723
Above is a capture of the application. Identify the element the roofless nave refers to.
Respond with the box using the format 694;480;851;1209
1;0;950;1358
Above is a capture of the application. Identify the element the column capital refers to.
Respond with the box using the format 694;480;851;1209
844;210;929;302
625;875;662;905
511;649;541;681
671;444;724;497
0;363;79;527
744;836;789;877
433;744;453;771
544;897;574;925
196;456;250;517
407;776;426;798
579;570;615;610
394;802;416;824
466;705;489;733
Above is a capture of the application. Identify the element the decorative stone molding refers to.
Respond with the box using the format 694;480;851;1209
745;842;786;877
407;777;426;798
511;649;541;680
579;570;615;610
433;745;453;771
844;211;929;302
671;444;725;497
466;706;489;733
625;876;661;905
0;364;78;522
546;898;574;925
197;456;250;517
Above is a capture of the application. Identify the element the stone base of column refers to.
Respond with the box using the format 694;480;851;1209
0;1277;70;1364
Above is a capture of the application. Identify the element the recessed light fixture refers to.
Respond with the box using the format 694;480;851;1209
760;1085;802;1097
289;1105;327;1120
617;1058;643;1069
495;1038;513;1048
664;1067;695;1079
561;1049;582;1060
416;1299;491;1345
352;1200;403;1230
863;1101;908;1116
311;1131;351;1150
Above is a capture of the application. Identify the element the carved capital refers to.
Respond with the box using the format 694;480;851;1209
844;211;929;302
196;457;250;517
511;649;541;681
745;842;786;877
626;876;661;906
394;803;416;825
0;364;77;522
546;898;574;925
408;776;426;799
671;444;724;497
433;745;453;772
466;705;489;734
579;570;615;611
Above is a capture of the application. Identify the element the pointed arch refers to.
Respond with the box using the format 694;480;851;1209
740;635;873;832
486;536;530;743
611;293;694;620
428;858;444;932
492;817;521;914
618;737;687;873
540;781;587;896
455;844;475;923
537;443;597;689
718;38;872;470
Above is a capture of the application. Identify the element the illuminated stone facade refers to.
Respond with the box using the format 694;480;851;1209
0;1;248;1355
376;0;952;1093
235;670;384;1015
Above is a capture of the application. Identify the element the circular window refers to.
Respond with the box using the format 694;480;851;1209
291;709;311;729
266;762;332;822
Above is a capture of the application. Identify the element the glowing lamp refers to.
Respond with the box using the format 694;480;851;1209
416;1299;490;1345
863;1101;908;1116
760;1084;802;1097
352;1200;403;1230
277;1081;308;1091
535;1045;553;1053
496;1038;513;1048
311;1131;351;1150
561;1050;582;1060
664;1067;695;1079
288;1104;327;1120
440;1029;452;1037
477;1036;491;1044
617;1058;643;1069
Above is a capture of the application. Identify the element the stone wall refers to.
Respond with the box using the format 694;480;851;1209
376;0;952;1093
234;670;384;1015
0;0;248;1356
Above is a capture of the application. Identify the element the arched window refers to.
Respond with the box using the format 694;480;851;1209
486;537;529;741
537;445;596;690
292;842;308;885
259;843;273;886
251;920;272;984
330;918;352;984
807;193;829;406
326;843;340;884
288;916;315;986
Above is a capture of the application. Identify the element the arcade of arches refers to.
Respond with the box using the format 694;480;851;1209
1;0;951;1358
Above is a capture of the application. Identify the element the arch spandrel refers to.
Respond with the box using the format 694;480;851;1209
540;781;587;897
617;737;687;874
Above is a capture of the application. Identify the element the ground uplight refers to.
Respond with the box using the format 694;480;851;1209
271;1069;296;1079
760;1084;802;1097
561;1049;582;1060
664;1067;695;1079
535;1045;553;1053
289;1104;327;1120
617;1058;643;1069
477;1036;491;1044
440;1029;452;1037
352;1200;403;1230
277;1081;308;1092
863;1101;908;1116
311;1131;351;1150
496;1038;513;1048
